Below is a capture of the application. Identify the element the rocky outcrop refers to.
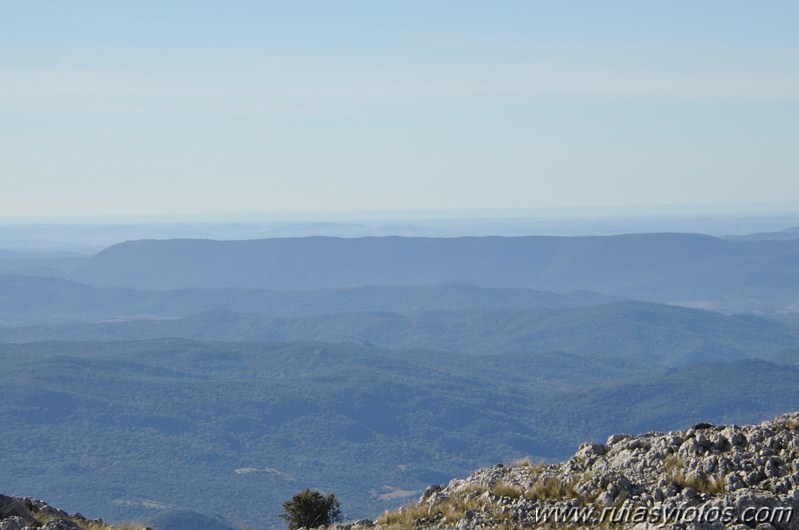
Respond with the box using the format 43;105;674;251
366;412;799;529
0;494;138;530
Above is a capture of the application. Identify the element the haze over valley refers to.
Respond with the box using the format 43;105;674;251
2;224;799;528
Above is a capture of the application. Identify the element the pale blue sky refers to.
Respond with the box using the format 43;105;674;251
1;1;798;218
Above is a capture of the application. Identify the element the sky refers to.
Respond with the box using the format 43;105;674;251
1;1;798;219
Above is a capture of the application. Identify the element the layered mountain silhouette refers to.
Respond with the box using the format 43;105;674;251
53;235;799;313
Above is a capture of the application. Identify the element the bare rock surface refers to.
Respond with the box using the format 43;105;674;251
344;413;799;529
0;495;143;530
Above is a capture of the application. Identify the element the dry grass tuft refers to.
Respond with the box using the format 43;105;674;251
780;416;799;431
511;456;533;467
490;480;523;499
665;455;725;494
526;477;579;501
375;502;440;528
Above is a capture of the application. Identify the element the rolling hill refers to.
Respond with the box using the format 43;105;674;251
2;339;798;529
0;275;618;325
1;301;794;366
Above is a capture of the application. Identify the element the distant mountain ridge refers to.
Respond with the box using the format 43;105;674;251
63;234;799;312
3;230;799;529
725;225;799;241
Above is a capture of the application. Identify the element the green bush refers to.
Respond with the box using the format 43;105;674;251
279;488;342;529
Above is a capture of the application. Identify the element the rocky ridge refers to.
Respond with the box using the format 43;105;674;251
0;495;144;530
358;413;799;529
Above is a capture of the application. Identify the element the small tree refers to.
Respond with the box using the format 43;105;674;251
279;488;342;529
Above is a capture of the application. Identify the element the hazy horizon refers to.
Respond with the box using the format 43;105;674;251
2;2;798;217
1;206;799;254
